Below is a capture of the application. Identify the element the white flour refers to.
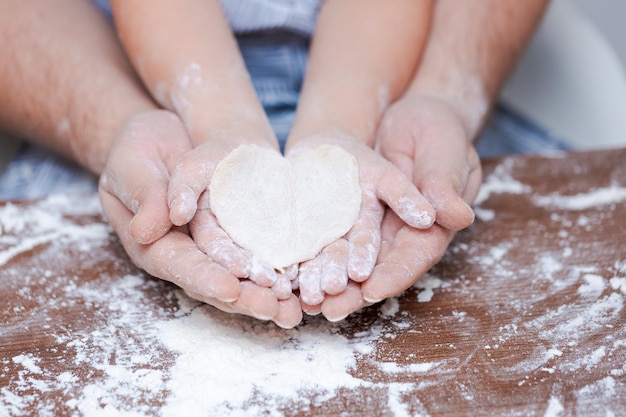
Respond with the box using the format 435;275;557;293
543;396;564;417
473;159;530;206
0;195;435;416
0;272;432;417
413;274;445;303
533;184;626;210
156;297;365;417
2;165;626;417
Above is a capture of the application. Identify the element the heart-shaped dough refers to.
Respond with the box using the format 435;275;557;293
209;144;361;269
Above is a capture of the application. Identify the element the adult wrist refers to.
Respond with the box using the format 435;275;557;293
67;92;158;175
406;71;491;141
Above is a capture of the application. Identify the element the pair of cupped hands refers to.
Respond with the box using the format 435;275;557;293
99;95;483;329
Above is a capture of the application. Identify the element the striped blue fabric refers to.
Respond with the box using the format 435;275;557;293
220;0;321;36
0;144;98;201
92;0;321;36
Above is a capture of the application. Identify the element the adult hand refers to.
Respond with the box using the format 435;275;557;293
319;95;483;321
287;135;436;307
99;110;302;328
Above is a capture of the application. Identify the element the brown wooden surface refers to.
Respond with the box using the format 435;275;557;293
1;148;626;416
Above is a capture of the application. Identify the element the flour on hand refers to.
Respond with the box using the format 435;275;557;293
210;144;361;269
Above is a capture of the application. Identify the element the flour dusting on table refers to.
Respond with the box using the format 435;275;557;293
533;184;626;210
156;296;365;417
0;195;440;417
473;160;530;206
2;161;626;417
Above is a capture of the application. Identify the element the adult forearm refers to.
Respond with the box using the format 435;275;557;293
0;0;156;174
409;0;549;138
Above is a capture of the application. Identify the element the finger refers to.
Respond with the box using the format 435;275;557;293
373;162;435;229
272;294;304;329
99;188;240;302
225;281;280;321
298;256;325;306
103;110;192;243
461;147;483;204
191;207;280;288
168;151;214;226
189;193;251;278
319;239;349;295
100;162;172;245
301;300;322;316
379;210;403;259
184;291;237;314
129;194;172;244
249;255;279;288
281;264;299;288
347;189;383;282
321;281;370;322
361;225;454;303
277;264;299;292
196;281;280;321
271;274;293;300
422;181;476;231
383;118;481;231
380;210;404;246
416;144;481;230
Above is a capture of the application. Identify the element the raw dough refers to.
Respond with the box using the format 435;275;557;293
210;144;361;269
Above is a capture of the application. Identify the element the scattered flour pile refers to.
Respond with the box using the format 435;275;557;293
0;194;437;417
0;269;378;417
155;295;366;417
0;191;425;417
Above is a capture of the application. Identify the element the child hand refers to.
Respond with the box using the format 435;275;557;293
188;191;297;299
287;135;436;309
167;138;284;291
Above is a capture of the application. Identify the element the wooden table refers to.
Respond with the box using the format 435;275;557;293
1;148;625;417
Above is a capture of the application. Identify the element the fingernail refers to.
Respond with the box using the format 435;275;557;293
326;313;349;322
249;256;278;286
397;197;435;228
301;293;324;306
411;210;435;228
363;287;384;303
363;295;383;304
171;192;196;219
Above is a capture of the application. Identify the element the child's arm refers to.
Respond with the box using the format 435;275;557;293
110;0;274;147
285;0;434;307
288;0;432;146
111;0;279;227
